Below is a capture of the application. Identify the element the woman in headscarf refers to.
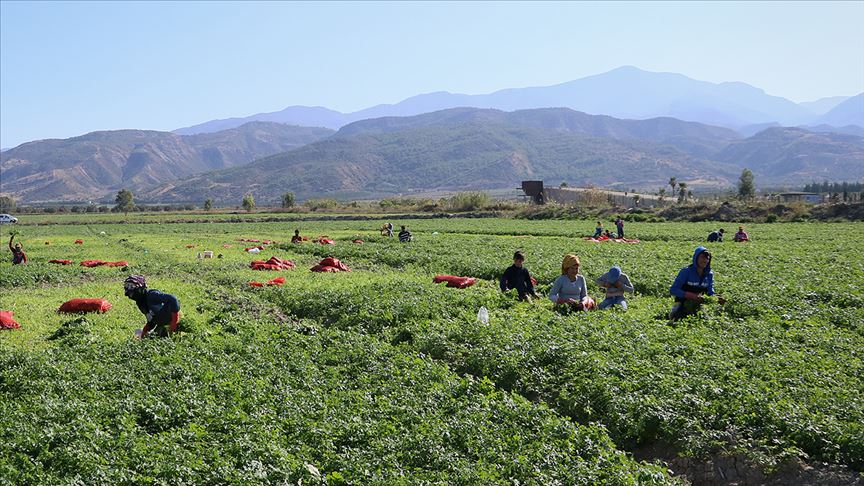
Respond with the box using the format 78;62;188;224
124;275;182;338
549;254;595;311
8;233;26;264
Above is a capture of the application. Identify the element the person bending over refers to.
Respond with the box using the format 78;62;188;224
124;275;181;338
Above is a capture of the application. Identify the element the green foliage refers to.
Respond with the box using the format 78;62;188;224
281;192;295;208
0;195;16;213
303;198;338;211
241;193;255;212
114;189;134;215
2;216;863;482
203;198;213;211
738;168;756;200
445;191;491;212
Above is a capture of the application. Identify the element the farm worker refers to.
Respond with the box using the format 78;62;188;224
596;265;634;310
549;254;593;311
386;222;394;237
291;229;303;244
615;217;625;239
733;226;749;242
8;233;27;264
398;225;412;243
707;228;725;243
668;247;726;320
124;275;182;338
604;229;615;239
499;251;539;301
592;222;603;238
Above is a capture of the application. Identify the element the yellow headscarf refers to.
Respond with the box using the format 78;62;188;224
561;254;581;274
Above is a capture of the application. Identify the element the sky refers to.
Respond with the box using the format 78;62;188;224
1;1;863;148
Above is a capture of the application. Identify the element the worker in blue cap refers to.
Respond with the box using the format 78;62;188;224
596;265;634;310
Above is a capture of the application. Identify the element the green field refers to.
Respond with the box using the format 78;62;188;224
1;217;862;484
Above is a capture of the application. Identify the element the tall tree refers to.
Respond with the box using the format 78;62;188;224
677;182;688;203
242;193;255;212
204;198;213;211
669;177;678;196
0;196;16;213
737;168;756;200
114;189;135;216
281;192;296;208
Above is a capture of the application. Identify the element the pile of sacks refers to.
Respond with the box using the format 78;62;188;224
250;256;295;271
310;257;350;273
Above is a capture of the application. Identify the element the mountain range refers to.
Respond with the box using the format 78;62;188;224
0;122;333;203
173;66;863;135
2;66;862;205
144;107;864;204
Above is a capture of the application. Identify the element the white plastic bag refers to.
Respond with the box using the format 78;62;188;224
477;306;489;325
248;247;261;254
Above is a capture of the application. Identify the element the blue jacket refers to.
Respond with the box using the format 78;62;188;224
670;247;714;301
133;289;180;321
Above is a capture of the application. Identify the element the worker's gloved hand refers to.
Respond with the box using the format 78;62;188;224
169;311;181;333
684;292;704;303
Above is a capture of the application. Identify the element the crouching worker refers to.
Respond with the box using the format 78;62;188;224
669;247;726;321
549;254;594;312
398;225;413;242
500;251;539;301
124;275;181;338
596;265;634;310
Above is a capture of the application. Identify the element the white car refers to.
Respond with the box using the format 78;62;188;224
0;214;18;224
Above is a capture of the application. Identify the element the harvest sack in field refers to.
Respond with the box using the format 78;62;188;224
316;238;336;245
248;276;287;287
245;246;264;252
583;237;641;244
58;299;112;314
0;311;21;330
310;257;351;273
74;239;84;244
433;275;478;289
49;259;74;265
353;239;364;244
80;260;129;267
250;256;295;271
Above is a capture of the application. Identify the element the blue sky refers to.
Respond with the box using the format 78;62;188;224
1;1;862;147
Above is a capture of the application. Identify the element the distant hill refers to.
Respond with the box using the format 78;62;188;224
799;96;851;116
715;127;864;183
148;108;744;204
814;93;864;128
0;122;334;203
172;66;819;135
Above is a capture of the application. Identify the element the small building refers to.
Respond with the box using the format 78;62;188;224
775;192;822;204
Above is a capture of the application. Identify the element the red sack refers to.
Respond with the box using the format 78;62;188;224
238;238;260;243
49;259;74;265
262;240;273;245
185;245;196;248
583;297;597;310
317;238;336;245
58;298;112;314
266;276;286;286
318;257;350;272
245;246;264;252
250;256;295;271
433;275;477;289
0;311;20;330
353;239;364;244
103;261;129;267
74;239;84;244
310;264;341;273
248;281;264;287
80;260;104;267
